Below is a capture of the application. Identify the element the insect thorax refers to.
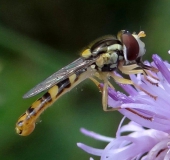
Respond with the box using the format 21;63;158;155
94;50;124;72
81;37;124;72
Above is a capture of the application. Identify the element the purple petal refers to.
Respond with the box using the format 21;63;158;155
101;136;155;160
120;121;144;133
116;116;126;138
80;128;113;142
145;139;169;159
119;109;170;133
77;143;103;156
152;54;170;84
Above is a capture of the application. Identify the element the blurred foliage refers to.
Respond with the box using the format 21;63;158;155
0;0;170;160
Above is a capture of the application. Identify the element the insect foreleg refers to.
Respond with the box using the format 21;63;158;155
109;72;133;85
118;62;144;75
118;61;159;86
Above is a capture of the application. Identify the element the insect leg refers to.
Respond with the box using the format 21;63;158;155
118;61;159;87
101;74;109;111
90;77;153;119
109;72;157;100
90;73;117;111
109;72;133;84
118;61;144;75
144;69;159;81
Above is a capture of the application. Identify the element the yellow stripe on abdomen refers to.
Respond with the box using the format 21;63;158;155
16;77;74;136
15;67;94;136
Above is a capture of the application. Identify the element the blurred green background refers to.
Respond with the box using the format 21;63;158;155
0;1;170;160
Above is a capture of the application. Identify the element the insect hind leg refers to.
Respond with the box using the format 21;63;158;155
90;73;118;112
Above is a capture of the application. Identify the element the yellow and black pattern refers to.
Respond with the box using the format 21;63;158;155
16;30;155;136
16;72;82;136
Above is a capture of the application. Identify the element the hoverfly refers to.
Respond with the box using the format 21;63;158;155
16;30;156;136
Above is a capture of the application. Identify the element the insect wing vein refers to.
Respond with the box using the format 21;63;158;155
23;57;95;98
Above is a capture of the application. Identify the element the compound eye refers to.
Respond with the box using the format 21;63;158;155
120;30;139;61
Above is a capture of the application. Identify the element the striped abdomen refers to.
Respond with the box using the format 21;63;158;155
15;69;90;136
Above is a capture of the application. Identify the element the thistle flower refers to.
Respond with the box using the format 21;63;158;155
77;121;170;160
77;54;170;159
108;54;170;133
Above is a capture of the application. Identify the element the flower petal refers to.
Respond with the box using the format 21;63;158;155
153;54;170;84
80;128;113;142
77;143;103;156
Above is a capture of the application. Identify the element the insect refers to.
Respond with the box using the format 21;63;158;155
16;30;156;136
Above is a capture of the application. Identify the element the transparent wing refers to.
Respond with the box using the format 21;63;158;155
23;57;95;98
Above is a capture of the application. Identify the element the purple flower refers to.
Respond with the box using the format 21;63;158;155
77;54;170;159
77;121;170;160
108;54;170;133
